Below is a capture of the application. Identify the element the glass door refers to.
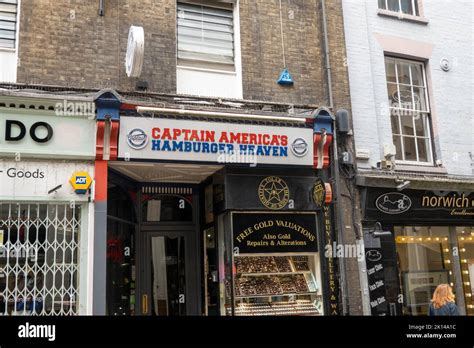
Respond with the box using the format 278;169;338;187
141;232;188;316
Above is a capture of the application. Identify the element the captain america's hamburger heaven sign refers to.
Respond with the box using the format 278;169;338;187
118;117;313;166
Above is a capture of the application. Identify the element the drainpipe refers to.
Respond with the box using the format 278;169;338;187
321;0;333;110
320;0;350;315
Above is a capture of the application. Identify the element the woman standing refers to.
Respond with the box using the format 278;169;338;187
428;284;460;316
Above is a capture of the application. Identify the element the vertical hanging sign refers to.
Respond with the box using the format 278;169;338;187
323;205;340;315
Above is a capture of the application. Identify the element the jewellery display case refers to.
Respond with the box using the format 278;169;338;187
226;254;323;316
218;212;325;316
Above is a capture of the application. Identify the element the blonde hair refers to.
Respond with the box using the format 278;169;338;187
431;284;455;309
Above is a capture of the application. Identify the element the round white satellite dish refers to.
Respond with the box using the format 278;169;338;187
125;26;145;78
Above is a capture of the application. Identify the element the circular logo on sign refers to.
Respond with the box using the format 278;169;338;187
312;179;326;208
366;249;382;262
258;176;290;210
291;138;309;157
375;192;412;214
127;128;148;149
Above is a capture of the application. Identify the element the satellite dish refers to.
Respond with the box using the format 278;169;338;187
125;26;145;78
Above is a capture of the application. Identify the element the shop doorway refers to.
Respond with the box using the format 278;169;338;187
139;230;192;316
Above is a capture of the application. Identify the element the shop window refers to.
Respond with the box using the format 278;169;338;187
0;203;80;316
385;57;433;164
395;226;456;316
220;213;324;316
378;0;420;16
457;227;474;314
142;194;193;222
107;185;137;316
0;0;19;82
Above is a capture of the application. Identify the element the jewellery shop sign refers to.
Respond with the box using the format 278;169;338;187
118;116;313;166
232;213;318;254
365;189;474;223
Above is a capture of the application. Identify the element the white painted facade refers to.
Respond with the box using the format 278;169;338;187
342;0;473;176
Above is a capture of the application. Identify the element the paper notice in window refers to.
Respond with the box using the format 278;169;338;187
147;200;161;222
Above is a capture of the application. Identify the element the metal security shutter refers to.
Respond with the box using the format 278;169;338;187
0;0;17;49
0;203;81;316
177;2;234;65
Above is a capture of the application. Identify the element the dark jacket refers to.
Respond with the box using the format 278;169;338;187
428;301;460;316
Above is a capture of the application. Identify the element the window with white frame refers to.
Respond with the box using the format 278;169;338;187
378;0;420;16
385;57;433;164
177;1;235;68
0;0;17;49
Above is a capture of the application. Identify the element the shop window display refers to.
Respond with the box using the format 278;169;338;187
395;226;455;315
457;227;474;315
219;213;324;316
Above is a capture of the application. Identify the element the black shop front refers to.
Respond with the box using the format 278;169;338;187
361;186;474;316
105;112;339;316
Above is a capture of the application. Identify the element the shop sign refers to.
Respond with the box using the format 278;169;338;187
323;205;339;315
365;246;388;315
69;171;92;194
225;174;326;211
312;178;326;208
0;112;96;159
375;192;411;214
118;117;313;166
232;213;318;254
366;189;474;222
0;161;93;201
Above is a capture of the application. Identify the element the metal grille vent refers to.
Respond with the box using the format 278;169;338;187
142;186;193;195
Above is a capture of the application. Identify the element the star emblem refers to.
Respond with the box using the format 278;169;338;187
258;176;290;210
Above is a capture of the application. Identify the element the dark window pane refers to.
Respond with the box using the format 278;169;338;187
400;115;415;136
387;82;398;107
417;138;430;163
400;0;413;14
142;195;193;222
387;0;400;12
414;114;427;137
397;62;411;84
403;137;417;161
397;85;413;109
391;116;401;134
413;87;428;111
410;64;424;86
385;60;397;83
378;0;387;9
393;136;403;160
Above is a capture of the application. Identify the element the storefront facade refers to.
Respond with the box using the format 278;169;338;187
360;179;474;316
0;95;96;315
95;90;340;316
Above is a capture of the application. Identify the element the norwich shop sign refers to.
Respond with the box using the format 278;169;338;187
365;189;474;223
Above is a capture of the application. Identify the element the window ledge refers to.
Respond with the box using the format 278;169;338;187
395;164;447;174
377;9;429;25
0;47;16;53
177;65;237;75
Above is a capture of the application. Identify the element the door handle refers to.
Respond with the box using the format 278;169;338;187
142;294;148;315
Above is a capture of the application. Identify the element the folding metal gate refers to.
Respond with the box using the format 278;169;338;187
0;203;81;316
